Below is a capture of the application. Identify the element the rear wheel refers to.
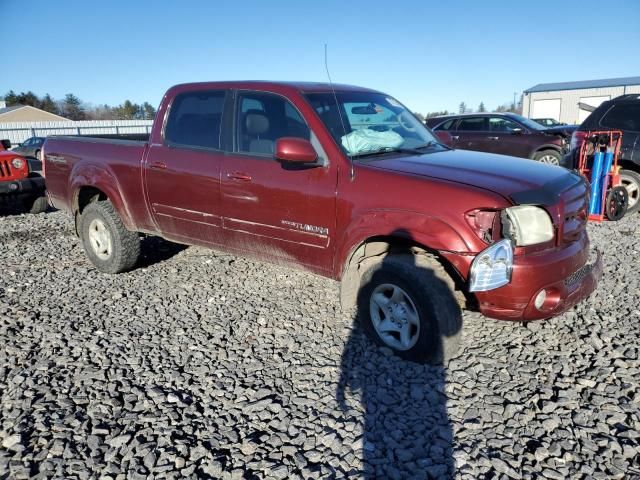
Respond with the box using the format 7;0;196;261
357;254;462;364
534;149;561;165
80;200;141;273
619;169;640;214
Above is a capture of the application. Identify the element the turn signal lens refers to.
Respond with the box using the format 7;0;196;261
469;239;513;292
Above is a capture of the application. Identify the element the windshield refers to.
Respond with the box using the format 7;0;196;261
305;92;439;156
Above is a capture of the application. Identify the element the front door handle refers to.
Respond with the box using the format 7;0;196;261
451;135;459;140
488;136;499;140
227;172;252;182
149;161;167;170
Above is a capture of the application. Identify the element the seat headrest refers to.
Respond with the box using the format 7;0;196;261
246;112;269;135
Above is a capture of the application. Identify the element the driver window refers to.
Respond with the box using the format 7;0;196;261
489;117;521;132
237;92;310;156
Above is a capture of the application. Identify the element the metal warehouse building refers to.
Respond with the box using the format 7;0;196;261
522;76;640;125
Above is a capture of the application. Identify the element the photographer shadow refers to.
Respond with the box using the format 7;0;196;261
337;246;460;479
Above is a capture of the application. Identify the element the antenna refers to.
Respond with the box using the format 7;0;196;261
324;44;355;181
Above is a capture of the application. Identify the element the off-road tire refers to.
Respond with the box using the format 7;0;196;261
25;195;48;214
357;253;462;364
619;169;640;214
80;200;141;273
534;149;562;165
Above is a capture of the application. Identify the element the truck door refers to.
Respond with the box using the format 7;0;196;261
220;90;337;275
144;89;228;246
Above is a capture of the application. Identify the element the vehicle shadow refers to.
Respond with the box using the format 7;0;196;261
336;248;459;479
137;235;188;268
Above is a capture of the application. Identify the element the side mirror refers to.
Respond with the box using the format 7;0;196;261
434;131;453;146
511;128;523;135
275;137;317;164
0;139;11;150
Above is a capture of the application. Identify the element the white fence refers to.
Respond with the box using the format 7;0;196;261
0;120;154;144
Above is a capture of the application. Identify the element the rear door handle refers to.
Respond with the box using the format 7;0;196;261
451;135;459;140
488;136;499;140
149;161;167;170
227;172;252;182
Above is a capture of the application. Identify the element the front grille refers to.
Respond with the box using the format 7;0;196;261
0;159;12;178
562;180;588;244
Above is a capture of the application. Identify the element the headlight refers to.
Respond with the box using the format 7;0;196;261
11;157;24;169
469;239;513;292
502;205;554;246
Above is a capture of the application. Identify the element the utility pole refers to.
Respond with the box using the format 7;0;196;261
513;91;517;111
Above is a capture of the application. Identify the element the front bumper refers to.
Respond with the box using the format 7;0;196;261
471;233;602;321
0;176;45;197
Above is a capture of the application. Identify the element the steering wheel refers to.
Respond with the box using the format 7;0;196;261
397;112;417;132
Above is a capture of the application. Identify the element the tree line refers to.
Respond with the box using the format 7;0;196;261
2;90;156;121
414;97;523;121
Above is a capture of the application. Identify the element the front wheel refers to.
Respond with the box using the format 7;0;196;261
357;254;462;364
619;169;640;214
534;149;561;165
80;200;141;273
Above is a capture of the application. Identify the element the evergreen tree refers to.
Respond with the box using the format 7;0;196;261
142;102;156;120
478;102;486;113
3;90;19;106
459;102;467;114
61;93;86;120
39;94;59;114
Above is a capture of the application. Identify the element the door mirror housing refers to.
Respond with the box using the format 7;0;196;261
0;139;11;150
275;137;317;164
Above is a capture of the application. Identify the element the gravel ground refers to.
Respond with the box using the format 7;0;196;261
0;209;639;479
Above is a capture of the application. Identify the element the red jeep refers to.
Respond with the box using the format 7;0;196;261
0;139;47;214
43;82;602;363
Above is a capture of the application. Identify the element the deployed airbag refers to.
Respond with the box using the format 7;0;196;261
341;128;404;155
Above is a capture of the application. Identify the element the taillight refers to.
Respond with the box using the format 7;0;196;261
465;209;499;243
570;131;587;151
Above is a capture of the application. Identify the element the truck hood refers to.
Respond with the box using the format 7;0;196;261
359;149;583;205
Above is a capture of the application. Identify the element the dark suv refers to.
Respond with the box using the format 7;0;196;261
426;112;574;165
561;94;640;213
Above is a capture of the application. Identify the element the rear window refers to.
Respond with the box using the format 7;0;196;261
457;117;487;131
165;90;226;149
600;104;640;132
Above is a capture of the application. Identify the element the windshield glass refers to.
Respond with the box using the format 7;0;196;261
507;113;547;131
305;92;439;156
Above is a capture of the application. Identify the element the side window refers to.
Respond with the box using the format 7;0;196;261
237;92;310;155
435;119;457;131
489;117;522;132
600;104;640;132
164;90;226;149
23;138;33;146
457;117;487;131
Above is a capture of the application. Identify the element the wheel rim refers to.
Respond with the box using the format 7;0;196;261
538;154;559;165
620;175;639;209
369;283;420;351
88;218;112;260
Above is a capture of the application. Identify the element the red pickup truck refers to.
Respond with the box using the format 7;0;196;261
43;81;602;363
0;139;48;213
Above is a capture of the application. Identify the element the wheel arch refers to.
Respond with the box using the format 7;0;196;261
70;165;136;233
339;233;466;311
530;144;563;159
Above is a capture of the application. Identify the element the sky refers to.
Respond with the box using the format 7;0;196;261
1;0;639;115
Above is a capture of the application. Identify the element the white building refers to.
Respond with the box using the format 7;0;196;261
522;76;640;125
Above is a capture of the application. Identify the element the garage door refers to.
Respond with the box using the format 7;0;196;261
578;95;610;123
532;99;561;121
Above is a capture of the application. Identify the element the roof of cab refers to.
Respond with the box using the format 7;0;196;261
169;80;380;94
